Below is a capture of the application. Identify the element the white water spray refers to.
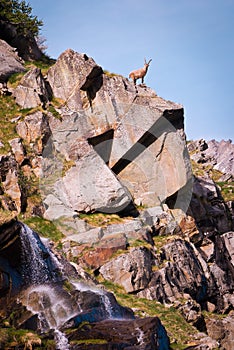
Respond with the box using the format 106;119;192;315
26;285;79;349
20;224;59;285
72;281;114;318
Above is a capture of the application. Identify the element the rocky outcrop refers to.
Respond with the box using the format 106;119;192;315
0;155;23;213
40;49;192;220
98;228;234;314
0;39;25;83
189;175;233;234
16;111;51;155
13;67;50;108
1;39;234;348
188;139;234;179
100;247;153;293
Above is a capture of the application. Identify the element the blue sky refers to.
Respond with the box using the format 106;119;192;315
29;0;234;141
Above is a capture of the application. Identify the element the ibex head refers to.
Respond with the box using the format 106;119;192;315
144;58;152;68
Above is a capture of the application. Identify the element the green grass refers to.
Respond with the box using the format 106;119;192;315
98;279;198;349
103;70;122;78
0;95;42;153
8;57;56;89
190;160;223;180
0;327;42;349
19;215;64;241
78;212;127;227
0;95;23;153
24;57;56;75
8;71;26;88
216;181;234;202
191;160;234;201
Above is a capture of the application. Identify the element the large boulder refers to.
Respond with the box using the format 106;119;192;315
13;67;50;108
42;148;133;215
67;317;170;350
16;111;51;155
47;49;103;111
0;39;25;83
41;49;192;219
99;247;153;293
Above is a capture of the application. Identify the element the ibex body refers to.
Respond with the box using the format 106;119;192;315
129;58;152;85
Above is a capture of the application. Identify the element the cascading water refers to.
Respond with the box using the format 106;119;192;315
26;285;80;349
18;223;132;349
20;223;60;285
72;281;114;318
136;327;145;346
19;224;72;349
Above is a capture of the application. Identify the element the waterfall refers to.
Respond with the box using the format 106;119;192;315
19;223;129;349
25;284;81;349
136;327;145;346
72;281;114;318
20;224;60;285
19;224;73;349
54;329;70;350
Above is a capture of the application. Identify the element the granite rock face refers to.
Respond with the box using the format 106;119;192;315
99;227;234;315
189;175;232;234
16;111;51;155
0;155;23;213
41;49;192;218
13;67;50;108
0;39;25;83
188;139;234;179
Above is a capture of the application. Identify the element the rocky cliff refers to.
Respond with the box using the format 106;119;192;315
0;36;234;349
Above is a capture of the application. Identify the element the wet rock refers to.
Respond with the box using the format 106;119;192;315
0;39;25;83
0;219;22;298
67;317;170;350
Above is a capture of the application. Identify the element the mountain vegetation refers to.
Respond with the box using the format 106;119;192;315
0;0;43;36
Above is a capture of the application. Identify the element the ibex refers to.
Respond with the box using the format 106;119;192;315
129;58;152;85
